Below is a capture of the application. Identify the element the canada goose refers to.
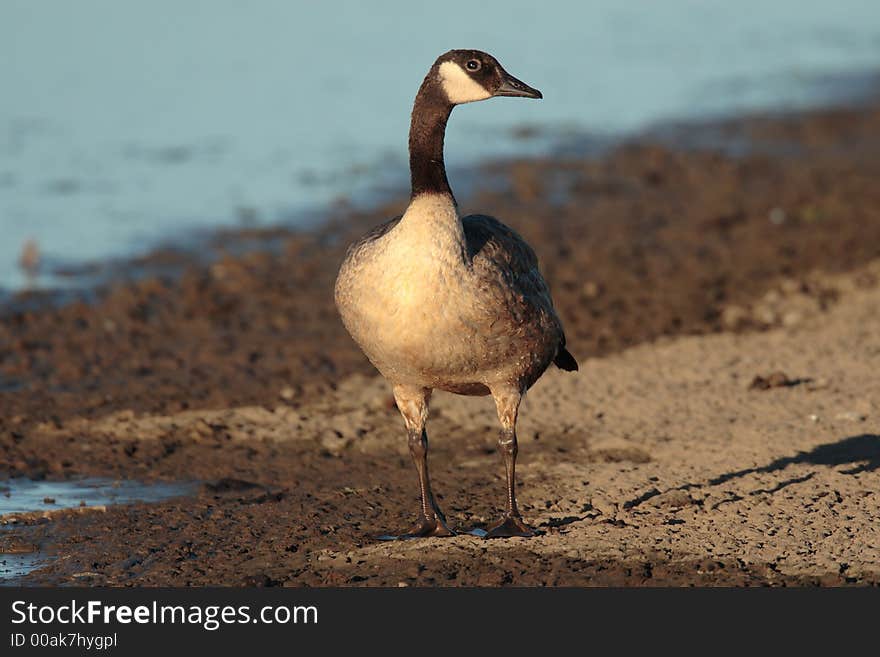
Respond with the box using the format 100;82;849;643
334;49;578;539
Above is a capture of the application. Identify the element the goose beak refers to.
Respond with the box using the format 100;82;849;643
495;71;543;99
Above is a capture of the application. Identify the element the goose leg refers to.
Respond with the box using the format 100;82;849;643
484;386;535;539
377;384;455;540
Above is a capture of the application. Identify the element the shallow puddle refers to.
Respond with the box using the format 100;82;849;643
0;553;47;582
0;477;198;584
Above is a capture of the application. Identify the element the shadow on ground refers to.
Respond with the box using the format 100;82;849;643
621;434;880;510
710;434;880;484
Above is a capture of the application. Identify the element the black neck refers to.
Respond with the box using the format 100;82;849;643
409;75;454;200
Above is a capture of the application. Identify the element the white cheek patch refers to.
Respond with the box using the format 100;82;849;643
439;61;492;104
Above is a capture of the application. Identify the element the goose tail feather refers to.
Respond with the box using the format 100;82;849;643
554;346;578;372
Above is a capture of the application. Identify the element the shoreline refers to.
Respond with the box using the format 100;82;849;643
2;97;880;586
5;74;880;311
5;97;880;427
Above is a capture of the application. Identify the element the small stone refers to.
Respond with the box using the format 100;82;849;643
767;372;790;387
646;489;696;509
397;581;409;588
749;371;792;390
834;411;866;422
582;281;601;299
279;386;295;401
809;414;820;423
42;497;55;504
768;207;787;225
71;572;104;580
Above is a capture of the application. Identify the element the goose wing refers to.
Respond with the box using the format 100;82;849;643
462;214;577;371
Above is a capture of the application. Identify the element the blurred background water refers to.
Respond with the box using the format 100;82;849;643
2;0;880;291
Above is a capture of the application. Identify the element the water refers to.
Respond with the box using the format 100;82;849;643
0;552;44;582
0;477;197;582
2;0;880;291
0;477;197;518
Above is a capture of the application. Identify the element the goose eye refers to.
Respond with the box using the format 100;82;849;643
466;59;481;71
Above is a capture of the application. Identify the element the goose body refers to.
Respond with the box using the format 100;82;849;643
334;50;577;539
335;196;566;396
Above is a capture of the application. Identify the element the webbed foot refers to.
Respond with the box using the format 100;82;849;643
376;514;456;541
483;514;536;539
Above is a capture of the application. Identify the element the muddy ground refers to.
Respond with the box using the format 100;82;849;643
1;101;879;586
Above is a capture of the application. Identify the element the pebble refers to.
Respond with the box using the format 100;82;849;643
749;371;792;390
768;207;787;225
582;281;601;299
71;572;104;580
647;489;696;509
834;411;866;422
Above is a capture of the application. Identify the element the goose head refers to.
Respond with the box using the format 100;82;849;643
434;49;542;105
